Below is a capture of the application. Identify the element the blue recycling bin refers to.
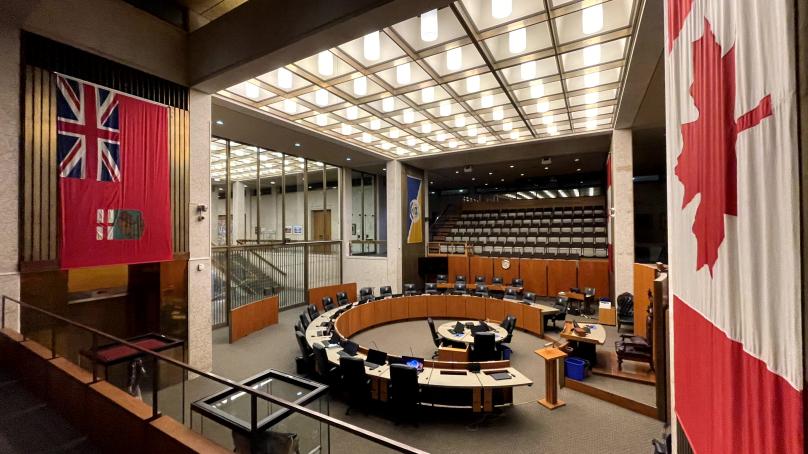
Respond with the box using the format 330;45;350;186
565;357;587;381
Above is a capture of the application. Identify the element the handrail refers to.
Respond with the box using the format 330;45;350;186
431;203;454;227
212;240;342;252
0;295;428;454
247;249;288;278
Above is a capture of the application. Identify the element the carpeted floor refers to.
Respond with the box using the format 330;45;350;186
197;307;664;454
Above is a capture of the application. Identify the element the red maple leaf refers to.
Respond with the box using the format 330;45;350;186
675;19;772;274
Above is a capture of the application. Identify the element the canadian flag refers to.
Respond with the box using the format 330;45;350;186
666;0;803;452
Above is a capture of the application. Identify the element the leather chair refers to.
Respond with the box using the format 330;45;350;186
340;356;371;415
616;306;654;372
492;276;504;285
294;320;305;335
436;274;448;284
500;314;517;344
299;312;310;329
336;291;350;306
389;364;420;425
451;282;467;295
474;275;486;285
474;284;489;297
403;283;418;296
322;296;336;311
379;286;393;298
503;287;519;300
427;318;443;358
522;291;536;304
424;283;439;295
617;292;635;332
544;295;568;329
313;343;339;383
307;304;320;321
295;331;314;371
511;278;524;287
455;275;466;284
470;332;499;362
358;287;374;303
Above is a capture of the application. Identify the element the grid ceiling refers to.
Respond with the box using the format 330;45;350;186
217;0;638;159
211;138;338;182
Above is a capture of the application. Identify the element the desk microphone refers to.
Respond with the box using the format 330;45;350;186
371;341;379;350
410;346;415;357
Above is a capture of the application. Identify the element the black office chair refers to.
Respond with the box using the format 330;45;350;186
474;275;486;285
322;296;336;311
389;364;420;426
474;284;489;297
500;314;517;344
424;283;439;295
512;278;524;287
294;320;305;335
492;276;504;285
403;283;418;296
358;287;374;303
379;286;393;298
299;312;310;329
503;287;518;300
451;282;467;295
436;274;448;284
522;291;536;304
313;343;339;383
617;292;635;332
427;318;443;359
544;296;568;330
340;356;371;415
295;331;314;373
307;304;320;321
470;332;499;362
336;291;350;306
455;275;466;284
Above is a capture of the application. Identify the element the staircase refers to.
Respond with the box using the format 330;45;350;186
431;205;461;241
0;367;99;453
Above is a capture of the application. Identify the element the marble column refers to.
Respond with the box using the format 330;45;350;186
611;129;635;296
385;160;403;293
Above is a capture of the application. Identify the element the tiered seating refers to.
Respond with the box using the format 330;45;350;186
441;205;608;258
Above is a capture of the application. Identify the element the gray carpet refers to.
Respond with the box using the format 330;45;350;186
194;308;664;454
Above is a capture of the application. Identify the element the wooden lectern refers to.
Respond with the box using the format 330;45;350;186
534;347;567;410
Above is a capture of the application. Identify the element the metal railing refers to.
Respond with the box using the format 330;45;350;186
211;241;342;326
0;295;427;454
349;240;387;257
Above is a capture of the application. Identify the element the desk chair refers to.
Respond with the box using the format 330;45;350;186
424;283;439;295
503;287;519;300
340;356;371;415
544;296;568;330
322;297;336;311
336;291;350;306
500;314;517;345
358;287;374;303
379;286;393;299
616;306;654;371
299;312;310;329
474;284;489;297
522;292;536;304
307;304;320;321
403;283;418;296
436;274;448;284
451;282;467;295
295;331;314;374
470;332;499;362
294;320;305;335
511;278;524;287
389;364;421;426
492;276;504;285
427;318;443;359
617;292;635;332
313;343;339;383
474;275;486;285
455;275;466;284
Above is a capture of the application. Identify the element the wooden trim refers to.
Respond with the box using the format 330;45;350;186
230;295;279;343
565;378;658;418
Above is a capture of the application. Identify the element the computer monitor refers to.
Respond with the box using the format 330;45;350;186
342;340;359;356
470;323;487;334
328;331;341;346
366;349;387;366
402;356;424;373
451;321;465;334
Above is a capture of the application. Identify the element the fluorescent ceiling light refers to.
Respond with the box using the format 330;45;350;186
477;135;486;144
585;92;599;104
346;105;359;120
389;128;400;139
316;113;327;126
448;139;458;148
481;94;494;108
543;190;556;198
382;97;395;112
589;187;595;196
536;99;550;113
439;100;451;117
455;114;466;128
582;4;604;35
467;124;478;137
509;130;518;140
283;99;296;114
558;189;568;197
245;82;260;99
466;74;481;92
277;68;293;90
353;76;368;96
583;44;601;67
420;143;429;152
530;81;544;99
315;89;329;106
502;120;512;131
547;124;559;135
407;137;417;146
341;123;353;135
364;31;381;61
436;132;446;142
491;0;512;19
421;122;432;133
586;108;598;118
493;106;504;121
446;47;462;71
421;85;435;103
403;108;415;123
586;119;597;130
362;132;373;143
542;114;554;125
370;118;381;130
509;28;527;54
521;61;536;81
396;62;411;84
317;51;334;76
421;9;438;42
382;141;392;150
584;72;600;88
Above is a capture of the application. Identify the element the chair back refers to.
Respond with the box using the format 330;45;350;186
299;312;310;329
427;317;441;347
425;283;439;294
617;292;634;316
474;275;486;284
584;287;596;297
492;276;503;284
322;296;335;311
504;287;517;299
403;283;418;295
389;364;419;403
473;332;497;361
645;306;654;349
512;278;524;287
522;292;536;303
455;275;466;283
474;284;489;297
436;274;448;283
294;321;304;335
379;286;393;298
359;287;374;302
339;356;367;383
307;304;320;321
313;343;331;376
452;282;467;294
336;291;349;305
295;331;312;357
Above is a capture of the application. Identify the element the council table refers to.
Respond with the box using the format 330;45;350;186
560;321;606;366
437;320;508;345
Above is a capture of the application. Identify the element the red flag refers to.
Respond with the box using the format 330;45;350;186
56;75;172;268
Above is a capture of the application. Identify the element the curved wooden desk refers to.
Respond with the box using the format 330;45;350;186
436;320;508;345
304;295;552;412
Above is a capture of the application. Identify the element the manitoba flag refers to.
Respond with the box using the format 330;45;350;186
56;74;172;268
666;1;803;453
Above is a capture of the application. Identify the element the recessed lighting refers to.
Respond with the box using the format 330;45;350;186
485;183;489;186
346;157;352;161
509;165;514;168
364;31;380;61
215;120;223;125
520;173;524;176
455;170;460;174
576;168;581;172
500;178;505;182
574;158;580;162
488;172;493;175
421;9;438;42
270;181;276;185
544;166;549;170
472;177;476;181
294;143;301;147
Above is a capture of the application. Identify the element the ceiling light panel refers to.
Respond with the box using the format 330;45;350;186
219;0;638;158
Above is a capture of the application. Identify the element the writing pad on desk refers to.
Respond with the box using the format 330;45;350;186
486;371;512;381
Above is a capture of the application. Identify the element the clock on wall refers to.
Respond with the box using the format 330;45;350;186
501;259;511;270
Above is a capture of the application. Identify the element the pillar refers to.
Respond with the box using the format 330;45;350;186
611;129;635;296
187;89;213;372
385;160;403;293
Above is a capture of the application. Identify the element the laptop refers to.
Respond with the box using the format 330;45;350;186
365;349;387;370
326;332;341;347
402;356;425;374
337;340;359;357
470;323;487;334
450;321;465;335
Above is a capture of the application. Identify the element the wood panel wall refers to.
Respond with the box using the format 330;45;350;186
447;255;470;280
469;256;494;282
547;260;578;295
578;259;609;298
520;259;548;296
633;264;657;337
21;65;189;268
308;283;357;311
494;258;520;284
230;295;279;342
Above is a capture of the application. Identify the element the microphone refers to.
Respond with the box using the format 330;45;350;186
371;341;379;350
410;346;415;357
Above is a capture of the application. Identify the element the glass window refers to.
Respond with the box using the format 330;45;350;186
210;138;227;246
306;161;327;241
350;170;386;255
325;165;340;241
258;149;283;242
228;141;259;245
284;156;306;241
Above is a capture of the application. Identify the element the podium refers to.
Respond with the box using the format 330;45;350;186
534;347;567;410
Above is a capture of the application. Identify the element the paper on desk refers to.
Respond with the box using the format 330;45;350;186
599;301;612;309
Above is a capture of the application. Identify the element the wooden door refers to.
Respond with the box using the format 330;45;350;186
311;210;332;241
